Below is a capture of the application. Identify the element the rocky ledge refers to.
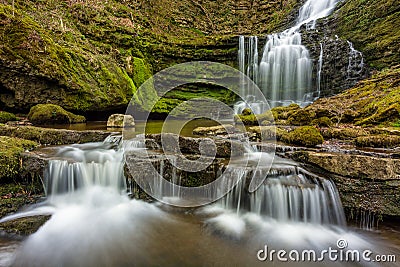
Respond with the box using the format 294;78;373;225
0;124;113;145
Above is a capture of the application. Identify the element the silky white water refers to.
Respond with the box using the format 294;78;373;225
236;0;341;113
0;135;399;266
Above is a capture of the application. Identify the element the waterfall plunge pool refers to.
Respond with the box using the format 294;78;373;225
0;137;399;267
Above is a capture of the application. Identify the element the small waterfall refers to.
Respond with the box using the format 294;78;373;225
44;135;145;198
296;0;342;30
259;33;312;107
236;0;341;112
347;40;364;79
317;42;324;98
218;165;346;226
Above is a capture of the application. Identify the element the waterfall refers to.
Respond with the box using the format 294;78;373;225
317;42;324;98
217;165;346;226
236;0;341;113
44;135;145;198
347;40;364;79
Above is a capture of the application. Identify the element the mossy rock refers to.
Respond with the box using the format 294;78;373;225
283;126;324;147
0;136;38;180
355;135;400;148
0;111;17;123
270;104;301;120
28;104;86;125
355;103;400;126
321;128;368;140
234;111;274;126
241;108;253;116
311;117;332;127
306;66;400;127
248;126;283;141
287;109;316;126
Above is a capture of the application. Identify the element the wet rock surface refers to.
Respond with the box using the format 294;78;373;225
146;133;246;158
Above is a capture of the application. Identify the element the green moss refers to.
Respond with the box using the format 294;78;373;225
355;135;400;148
307;66;400;127
311;117;333;127
283;126;324;147
234;110;274;126
335;0;400;69
132;57;152;88
28;104;86;125
0;111;17;123
0;136;38;180
321;128;368;140
287;109;316;126
270;104;300;120
241;108;252;116
0;1;297;114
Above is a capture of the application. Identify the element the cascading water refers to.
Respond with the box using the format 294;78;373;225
218;165;346;226
1;133;398;265
236;0;341;113
347;40;364;79
43;136;146;198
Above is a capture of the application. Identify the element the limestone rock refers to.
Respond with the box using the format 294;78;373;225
107;114;135;128
193;124;236;136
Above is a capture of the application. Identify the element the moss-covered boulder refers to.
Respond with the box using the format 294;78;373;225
0;111;17;123
321;127;368;140
271;104;301;120
287;109;316;126
234;111;274;126
28;104;86;125
0;136;38;180
311;117;333;127
283;126;324;147
248;126;287;141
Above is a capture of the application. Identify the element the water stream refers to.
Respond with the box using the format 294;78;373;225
235;0;341;113
0;134;399;266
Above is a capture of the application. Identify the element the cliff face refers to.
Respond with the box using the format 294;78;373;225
300;0;400;96
0;0;298;114
0;0;399;115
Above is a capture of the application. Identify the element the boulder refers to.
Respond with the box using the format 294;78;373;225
107;114;135;128
193;124;236;136
28;104;86;125
0;111;17;123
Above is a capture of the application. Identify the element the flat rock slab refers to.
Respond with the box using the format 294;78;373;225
146;133;245;158
0;124;113;145
303;152;400;180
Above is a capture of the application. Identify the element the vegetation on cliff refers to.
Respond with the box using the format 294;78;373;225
0;0;301;115
335;0;400;69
